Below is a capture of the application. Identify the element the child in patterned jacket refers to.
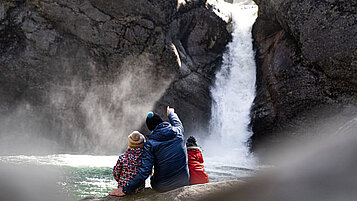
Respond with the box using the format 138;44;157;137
110;131;146;195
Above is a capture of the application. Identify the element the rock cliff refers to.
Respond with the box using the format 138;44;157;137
0;0;230;154
250;0;357;149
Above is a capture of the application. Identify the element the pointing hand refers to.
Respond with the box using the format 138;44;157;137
167;106;175;116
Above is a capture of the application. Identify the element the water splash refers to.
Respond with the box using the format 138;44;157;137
204;0;258;168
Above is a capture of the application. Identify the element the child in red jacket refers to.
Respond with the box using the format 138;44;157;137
186;136;209;184
110;131;146;195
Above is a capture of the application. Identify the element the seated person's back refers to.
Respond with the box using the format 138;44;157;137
123;107;189;194
113;131;146;193
186;136;209;184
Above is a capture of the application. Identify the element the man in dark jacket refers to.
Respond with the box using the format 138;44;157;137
111;106;189;196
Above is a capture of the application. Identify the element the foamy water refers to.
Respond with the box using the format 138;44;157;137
203;1;258;168
0;154;117;167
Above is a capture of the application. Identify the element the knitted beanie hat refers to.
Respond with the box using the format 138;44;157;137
128;131;146;148
146;112;163;131
186;136;198;147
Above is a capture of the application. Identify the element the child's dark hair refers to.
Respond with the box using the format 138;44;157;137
186;136;198;147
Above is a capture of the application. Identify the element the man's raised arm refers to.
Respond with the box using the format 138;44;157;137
167;106;184;136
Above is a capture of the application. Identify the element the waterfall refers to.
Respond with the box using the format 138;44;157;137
204;0;258;167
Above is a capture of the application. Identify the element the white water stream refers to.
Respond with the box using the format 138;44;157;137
203;0;258;168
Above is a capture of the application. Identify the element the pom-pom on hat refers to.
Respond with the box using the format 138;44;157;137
147;112;154;118
146;112;163;131
128;131;146;148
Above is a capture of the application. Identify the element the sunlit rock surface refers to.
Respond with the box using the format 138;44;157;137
250;0;357;149
80;180;244;201
0;0;230;154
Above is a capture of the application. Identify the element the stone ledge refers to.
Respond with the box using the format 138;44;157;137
80;180;244;201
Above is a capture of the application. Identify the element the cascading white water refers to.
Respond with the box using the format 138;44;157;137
203;0;258;168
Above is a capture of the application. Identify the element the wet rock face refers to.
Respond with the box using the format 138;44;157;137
0;0;230;154
251;0;357;148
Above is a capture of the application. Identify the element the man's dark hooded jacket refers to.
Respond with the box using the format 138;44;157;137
123;112;189;193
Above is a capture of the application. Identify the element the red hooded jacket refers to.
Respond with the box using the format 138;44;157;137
187;147;209;184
